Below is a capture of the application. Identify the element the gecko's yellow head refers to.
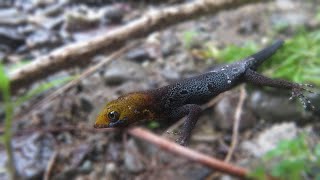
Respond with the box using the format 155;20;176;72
94;92;154;128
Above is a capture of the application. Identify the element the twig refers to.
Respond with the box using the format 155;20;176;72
224;85;247;162
9;0;263;93
16;42;137;118
201;91;232;110
128;127;249;178
191;135;218;142
44;151;58;180
0;125;249;178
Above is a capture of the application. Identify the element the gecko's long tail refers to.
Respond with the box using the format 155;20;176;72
246;40;284;70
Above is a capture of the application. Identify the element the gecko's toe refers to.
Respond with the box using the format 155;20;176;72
290;86;315;110
176;136;189;146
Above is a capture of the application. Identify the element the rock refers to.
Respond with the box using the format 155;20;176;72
105;162;118;180
42;16;64;30
0;133;55;179
70;144;93;168
38;2;65;17
183;165;211;180
31;0;56;8
271;1;310;33
0;1;12;7
101;3;129;25
237;18;259;35
26;29;62;49
0;51;6;62
126;48;151;62
163;53;197;79
0;27;25;50
63;5;100;32
248;90;305;122
79;160;92;173
80;95;94;113
14;0;35;11
275;0;296;11
124;139;145;173
106;142;122;162
57;132;73;144
160;65;181;81
161;31;180;57
271;12;309;29
0;8;26;26
241;122;298;157
67;0;113;6
103;60;147;86
214;92;257;131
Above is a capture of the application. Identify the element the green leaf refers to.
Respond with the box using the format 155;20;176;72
215;29;320;86
182;30;198;49
14;76;75;107
248;166;267;180
147;121;160;129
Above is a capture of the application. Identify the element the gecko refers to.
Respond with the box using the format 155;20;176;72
94;40;314;146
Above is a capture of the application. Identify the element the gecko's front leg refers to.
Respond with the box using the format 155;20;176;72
169;104;202;146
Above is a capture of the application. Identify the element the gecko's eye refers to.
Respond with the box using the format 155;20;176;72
108;111;120;122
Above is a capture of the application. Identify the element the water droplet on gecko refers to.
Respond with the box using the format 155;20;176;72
227;80;231;84
232;68;239;73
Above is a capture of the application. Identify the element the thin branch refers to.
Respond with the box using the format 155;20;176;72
128;127;249;178
14;42;138;120
0;125;249;178
224;85;247;162
9;0;263;93
44;151;58;180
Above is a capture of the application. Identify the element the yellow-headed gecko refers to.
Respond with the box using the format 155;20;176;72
94;40;314;146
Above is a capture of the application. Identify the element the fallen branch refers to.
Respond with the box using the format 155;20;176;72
44;151;58;180
9;0;263;93
128;127;249;178
0;125;249;178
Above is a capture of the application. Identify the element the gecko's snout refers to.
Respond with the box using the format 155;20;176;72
93;123;110;128
94;114;111;128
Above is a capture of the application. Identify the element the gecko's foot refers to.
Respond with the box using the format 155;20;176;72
165;130;181;135
290;84;316;110
176;135;189;146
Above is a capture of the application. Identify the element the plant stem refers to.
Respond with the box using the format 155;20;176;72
1;78;17;180
3;92;16;180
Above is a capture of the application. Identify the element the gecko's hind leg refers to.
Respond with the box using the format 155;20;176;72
244;69;317;111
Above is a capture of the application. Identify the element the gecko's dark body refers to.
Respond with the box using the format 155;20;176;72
95;40;311;146
149;40;285;115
